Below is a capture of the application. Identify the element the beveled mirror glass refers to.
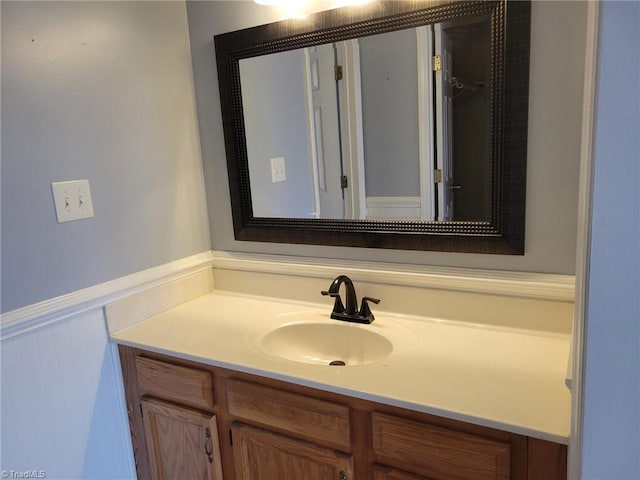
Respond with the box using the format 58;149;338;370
215;0;531;254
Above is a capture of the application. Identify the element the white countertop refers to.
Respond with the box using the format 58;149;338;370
110;291;571;444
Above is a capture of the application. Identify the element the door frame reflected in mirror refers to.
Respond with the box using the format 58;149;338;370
215;0;531;254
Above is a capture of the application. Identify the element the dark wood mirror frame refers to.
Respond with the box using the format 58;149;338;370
215;0;530;254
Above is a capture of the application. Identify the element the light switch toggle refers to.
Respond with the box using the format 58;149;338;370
51;179;95;223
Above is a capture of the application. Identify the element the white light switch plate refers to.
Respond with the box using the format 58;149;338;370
51;179;94;223
270;157;286;183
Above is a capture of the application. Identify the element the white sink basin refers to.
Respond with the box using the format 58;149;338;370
260;321;393;366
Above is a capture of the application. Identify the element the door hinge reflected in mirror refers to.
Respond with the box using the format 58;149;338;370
434;169;443;183
433;55;442;72
334;65;343;81
340;175;348;189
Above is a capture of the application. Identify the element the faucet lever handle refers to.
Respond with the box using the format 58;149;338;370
359;296;380;320
321;290;345;314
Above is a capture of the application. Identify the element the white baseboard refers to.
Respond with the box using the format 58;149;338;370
366;196;422;219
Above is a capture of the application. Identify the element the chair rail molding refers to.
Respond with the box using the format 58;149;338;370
1;252;215;340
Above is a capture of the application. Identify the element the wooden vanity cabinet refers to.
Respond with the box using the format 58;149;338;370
119;346;567;480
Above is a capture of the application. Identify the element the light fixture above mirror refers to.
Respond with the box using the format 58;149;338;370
254;0;372;19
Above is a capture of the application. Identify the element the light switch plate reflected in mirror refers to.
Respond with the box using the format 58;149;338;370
270;157;287;183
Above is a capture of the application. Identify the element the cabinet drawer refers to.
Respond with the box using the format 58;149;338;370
226;379;351;451
136;356;214;410
372;412;511;480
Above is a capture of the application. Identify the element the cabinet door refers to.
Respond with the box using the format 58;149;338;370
232;423;353;480
141;398;223;480
373;465;432;480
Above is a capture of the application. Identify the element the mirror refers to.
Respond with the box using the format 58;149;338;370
215;0;531;254
240;16;491;222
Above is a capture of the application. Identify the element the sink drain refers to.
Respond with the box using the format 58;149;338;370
329;360;346;366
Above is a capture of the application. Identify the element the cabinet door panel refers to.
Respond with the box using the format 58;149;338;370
141;398;223;480
373;464;432;480
232;423;353;480
372;412;510;480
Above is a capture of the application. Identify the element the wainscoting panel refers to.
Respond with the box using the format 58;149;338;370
1;252;214;479
0;308;135;479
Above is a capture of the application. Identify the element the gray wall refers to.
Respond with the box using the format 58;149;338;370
359;28;420;197
240;51;314;217
187;0;587;275
581;1;640;477
1;1;210;312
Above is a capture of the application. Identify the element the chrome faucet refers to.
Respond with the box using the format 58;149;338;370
321;275;380;324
